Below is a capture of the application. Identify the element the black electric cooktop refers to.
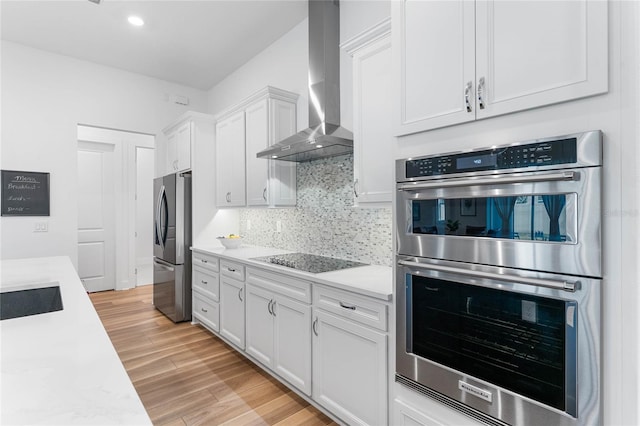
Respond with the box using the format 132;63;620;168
250;253;367;274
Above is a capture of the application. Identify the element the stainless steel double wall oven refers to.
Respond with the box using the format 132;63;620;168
395;131;602;426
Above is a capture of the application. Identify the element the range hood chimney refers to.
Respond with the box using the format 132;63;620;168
256;0;353;162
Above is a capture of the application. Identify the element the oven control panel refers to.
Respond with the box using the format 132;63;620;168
405;137;577;178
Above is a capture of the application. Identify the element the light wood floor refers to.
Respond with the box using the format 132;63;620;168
90;285;336;426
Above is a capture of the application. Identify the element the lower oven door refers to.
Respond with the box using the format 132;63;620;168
396;256;601;426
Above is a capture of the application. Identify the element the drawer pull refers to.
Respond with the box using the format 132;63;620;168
339;302;357;310
201;308;208;313
201;259;208;264
201;280;208;285
227;267;237;272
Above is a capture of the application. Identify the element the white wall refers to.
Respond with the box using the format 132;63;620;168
207;18;308;123
0;41;209;265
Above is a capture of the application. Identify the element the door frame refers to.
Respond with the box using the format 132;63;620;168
77;125;154;290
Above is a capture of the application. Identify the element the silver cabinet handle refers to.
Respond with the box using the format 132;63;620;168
238;287;244;302
227;267;237;272
201;307;208;313
477;77;485;110
262;187;268;202
226;192;231;203
268;299;274;315
201;280;208;285
339;302;356;310
312;318;319;336
398;171;577;191
464;81;473;113
353;178;359;198
201;259;208;264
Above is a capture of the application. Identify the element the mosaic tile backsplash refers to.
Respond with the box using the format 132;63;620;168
239;154;393;266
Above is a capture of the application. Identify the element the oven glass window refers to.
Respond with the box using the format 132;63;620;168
409;276;569;411
411;194;572;242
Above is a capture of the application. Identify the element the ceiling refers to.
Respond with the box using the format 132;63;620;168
1;0;308;90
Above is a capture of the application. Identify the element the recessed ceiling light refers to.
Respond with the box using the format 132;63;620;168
128;16;144;27
271;155;278;159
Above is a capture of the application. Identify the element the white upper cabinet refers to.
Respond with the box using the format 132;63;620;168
163;112;214;174
215;86;298;208
344;19;394;205
215;110;246;207
393;0;608;136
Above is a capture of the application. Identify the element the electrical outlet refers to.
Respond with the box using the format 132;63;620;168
276;220;282;233
34;222;48;232
247;220;252;231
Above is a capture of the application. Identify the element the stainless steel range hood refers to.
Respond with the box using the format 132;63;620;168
257;0;352;162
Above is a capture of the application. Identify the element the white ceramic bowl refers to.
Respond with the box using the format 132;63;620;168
217;236;243;249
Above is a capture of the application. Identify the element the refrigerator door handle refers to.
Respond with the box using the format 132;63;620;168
159;185;169;249
153;257;175;272
155;185;163;247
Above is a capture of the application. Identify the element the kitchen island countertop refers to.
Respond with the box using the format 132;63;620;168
192;245;392;301
0;256;151;425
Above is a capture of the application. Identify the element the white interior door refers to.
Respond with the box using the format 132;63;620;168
135;147;154;286
77;142;116;292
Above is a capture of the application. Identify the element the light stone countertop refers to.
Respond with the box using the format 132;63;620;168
192;245;393;301
0;256;151;425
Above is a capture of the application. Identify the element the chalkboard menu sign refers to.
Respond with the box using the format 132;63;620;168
1;170;50;216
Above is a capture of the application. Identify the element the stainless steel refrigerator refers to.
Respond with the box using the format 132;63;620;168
153;172;192;322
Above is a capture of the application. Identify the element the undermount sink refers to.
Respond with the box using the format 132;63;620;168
0;283;63;320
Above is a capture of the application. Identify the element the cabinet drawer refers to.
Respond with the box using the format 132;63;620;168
246;267;311;304
193;266;219;301
192;251;219;272
313;285;388;331
193;291;220;332
220;260;245;281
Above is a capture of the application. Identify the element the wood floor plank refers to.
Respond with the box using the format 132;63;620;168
89;286;336;426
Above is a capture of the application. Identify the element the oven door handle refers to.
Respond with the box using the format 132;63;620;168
398;260;578;292
397;170;577;191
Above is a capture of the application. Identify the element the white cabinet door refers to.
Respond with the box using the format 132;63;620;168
219;275;245;349
175;121;191;172
267;98;297;207
245;99;270;206
312;310;387;426
475;0;608;119
245;283;275;367
393;0;476;135
166;130;178;173
394;399;444;426
393;0;607;135
215;111;246;207
351;31;394;205
273;295;312;396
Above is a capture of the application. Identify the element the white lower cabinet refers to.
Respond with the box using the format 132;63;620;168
245;268;312;395
192;252;220;333
312;309;388;425
219;274;245;349
393;383;485;426
193;290;220;332
193;252;392;425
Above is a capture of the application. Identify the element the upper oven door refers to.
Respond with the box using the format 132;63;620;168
396;167;601;277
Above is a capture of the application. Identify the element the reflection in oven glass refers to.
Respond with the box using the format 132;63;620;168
411;194;571;242
410;275;570;411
